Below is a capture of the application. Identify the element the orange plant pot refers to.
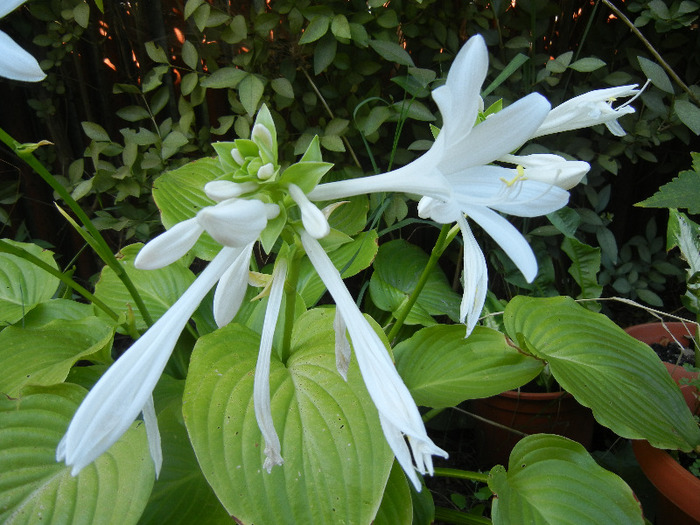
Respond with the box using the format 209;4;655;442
471;389;595;468
626;322;700;525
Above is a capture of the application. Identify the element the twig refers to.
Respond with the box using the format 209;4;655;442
601;0;700;106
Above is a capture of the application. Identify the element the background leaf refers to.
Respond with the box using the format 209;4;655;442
0;383;154;524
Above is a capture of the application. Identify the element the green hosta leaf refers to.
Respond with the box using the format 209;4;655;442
637;154;700;213
638;56;674;93
373;462;412;525
368;40;415;67
0;240;60;326
139;393;231;524
153;157;224;260
0;383;154;524
561;237;603;300
489;434;643;524
0;316;113;396
369;239;460;326
94;244;195;330
395;326;543;408
504;296;700;450
298;230;378;305
183;308;393;524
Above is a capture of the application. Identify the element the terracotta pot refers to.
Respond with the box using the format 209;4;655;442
471;389;595;468
626;322;700;525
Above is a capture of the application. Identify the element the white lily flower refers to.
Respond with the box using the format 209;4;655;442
533;83;646;138
57;246;243;476
197;199;279;248
205;180;259;201
0;1;46;82
254;259;288;472
213;241;255;327
300;230;448;490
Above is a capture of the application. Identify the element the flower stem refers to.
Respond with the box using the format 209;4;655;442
281;244;301;362
0;127;153;327
386;223;458;343
433;467;490;484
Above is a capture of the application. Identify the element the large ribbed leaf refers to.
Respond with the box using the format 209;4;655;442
374;462;412;525
94;244;195;331
0;383;153;524
183;308;395;524
152;157;223;260
489;434;643;524
0;240;59;326
394;325;543;408
504;296;700;451
0;316;113;396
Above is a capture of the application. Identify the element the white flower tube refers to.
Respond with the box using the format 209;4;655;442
57;246;242;475
253;258;288;472
300;231;447;490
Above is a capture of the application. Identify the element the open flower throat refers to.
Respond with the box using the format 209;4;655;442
57;35;640;491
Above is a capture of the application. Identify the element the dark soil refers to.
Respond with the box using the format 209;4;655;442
650;341;696;367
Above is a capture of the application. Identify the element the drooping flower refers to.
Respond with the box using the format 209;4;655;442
300;230;447;489
0;1;46;82
532;82;646;138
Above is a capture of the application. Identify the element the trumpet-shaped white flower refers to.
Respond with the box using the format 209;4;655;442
533;83;645;138
310;35;573;334
300;230;448;490
57;246;243;476
0;1;45;82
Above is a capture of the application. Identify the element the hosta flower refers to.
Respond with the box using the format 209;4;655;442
533;83;645;138
0;1;45;82
310;35;573;334
300;231;447;489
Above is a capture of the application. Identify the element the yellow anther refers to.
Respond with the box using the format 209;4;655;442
500;165;527;187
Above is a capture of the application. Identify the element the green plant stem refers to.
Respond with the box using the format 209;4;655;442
422;406;445;423
386;223;459;343
0;239;120;322
434;467;490;484
281;245;301;362
434;507;492;525
602;0;700;106
0;127;153;327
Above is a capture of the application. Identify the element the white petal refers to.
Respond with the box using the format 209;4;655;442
58;247;240;474
257;162;275;180
300;231;447;490
457;216;488;336
464;205;538;282
213;242;253;327
231;148;245;166
142;395;162;478
254;259;288;472
500;154;590;190
441;93;551;172
197;199;276;247
0;1;27;19
134;218;204;270
205;180;258;201
0;30;45;82
334;309;352;381
288;183;330;239
434;35;488;147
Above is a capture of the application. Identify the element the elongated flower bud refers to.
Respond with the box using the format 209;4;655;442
288;183;331;239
